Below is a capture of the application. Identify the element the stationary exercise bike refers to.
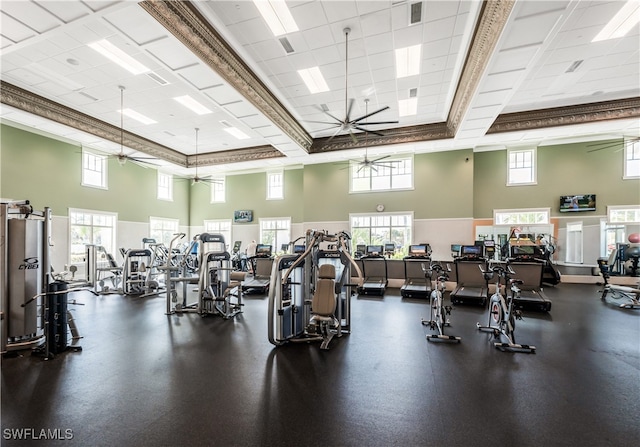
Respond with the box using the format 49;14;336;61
421;262;461;342
598;261;640;309
477;262;536;353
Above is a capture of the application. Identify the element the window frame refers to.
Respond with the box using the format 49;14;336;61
607;205;640;224
507;147;537;186
623;139;640;179
493;208;550;226
81;147;108;190
204;219;232;247
349;154;414;193
266;171;284;200
69;208;117;266
210;176;226;203
259;217;291;251
157;172;173;201
149;216;180;246
349;212;414;257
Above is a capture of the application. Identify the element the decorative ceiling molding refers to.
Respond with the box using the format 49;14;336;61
188;145;284;166
139;0;313;153
447;0;515;136
310;122;453;153
488;97;640;134
0;81;187;167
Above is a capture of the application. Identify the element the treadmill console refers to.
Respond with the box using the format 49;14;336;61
510;244;543;261
366;245;384;257
384;243;395;257
459;244;483;260
451;244;462;258
483;240;496;259
256;244;273;257
408;244;431;258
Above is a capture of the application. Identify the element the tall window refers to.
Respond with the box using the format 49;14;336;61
69;209;117;265
565;222;583;264
494;208;550;225
204;219;232;247
350;213;413;256
157;172;173;201
149;217;179;246
267;171;283;200
601;222;625;257
507;148;536;185
624;139;640;178
350;155;413;193
210;177;226;203
82;148;107;189
260;218;290;251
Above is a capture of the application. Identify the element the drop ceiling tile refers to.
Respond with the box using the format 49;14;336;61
311;45;342;65
177;64;225;90
1;12;37;43
37;0;92;23
146;38;201;71
83;1;120;14
1;1;62;33
301;25;336;50
250;39;288;61
362;32;395;55
360;10;391;37
103;4;168;46
227;18;272;46
224;101;259;119
424;16;457;42
368;50;394;71
322;0;358;23
290;1;328;30
204;84;244;106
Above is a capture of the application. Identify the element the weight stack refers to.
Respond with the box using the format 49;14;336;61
46;281;68;354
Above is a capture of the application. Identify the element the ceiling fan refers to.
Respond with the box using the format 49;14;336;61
112;86;158;167
340;99;400;172
179;128;222;186
587;136;640;153
308;27;398;144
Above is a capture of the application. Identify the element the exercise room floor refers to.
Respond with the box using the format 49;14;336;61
2;282;639;446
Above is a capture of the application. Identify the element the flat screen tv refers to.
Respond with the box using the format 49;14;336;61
560;194;596;212
233;210;253;222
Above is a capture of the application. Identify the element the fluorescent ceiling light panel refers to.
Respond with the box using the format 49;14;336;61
121;108;156;125
224;127;250;140
395;44;421;78
173;95;213;115
88;39;151;75
253;0;299;36
592;1;640;42
297;67;330;94
398;98;418;117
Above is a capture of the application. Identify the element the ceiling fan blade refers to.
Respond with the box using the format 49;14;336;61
325;128;344;144
304;120;341;125
322;110;344;124
312;125;344;133
357;120;400;125
371;155;391;162
348;130;358;144
353;125;385;137
351;106;390;123
370;165;378;173
346;98;355;121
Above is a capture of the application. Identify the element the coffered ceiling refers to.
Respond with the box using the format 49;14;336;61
1;0;638;177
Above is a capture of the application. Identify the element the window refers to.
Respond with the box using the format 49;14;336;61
350;155;413;193
608;205;640;224
69;209;117;265
494;208;550;225
507;147;536;185
204;219;232;247
565;222;583;264
601;221;625;257
267;171;283;200
210;177;226;203
260;218;290;251
350;213;413;257
82;148;107;189
157;172;173;201
149;217;179;246
624;139;640;178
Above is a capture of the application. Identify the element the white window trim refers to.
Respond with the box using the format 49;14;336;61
349;154;414;194
266;170;284;200
259;217;291;247
204;219;232;245
149;216;180;246
623;139;640;179
68;208;118;266
157;172;173;202
210;176;226;203
81;147;108;190
607;205;640;224
506;147;537;186
493;208;550;226
349;211;415;251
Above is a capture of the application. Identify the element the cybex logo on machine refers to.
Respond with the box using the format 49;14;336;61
18;257;39;270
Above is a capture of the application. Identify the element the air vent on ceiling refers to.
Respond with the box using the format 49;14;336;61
565;60;584;73
279;37;295;54
320;103;329;112
219;120;232;128
164;130;175;136
410;2;423;24
409;88;418;98
147;71;169;86
78;91;99;101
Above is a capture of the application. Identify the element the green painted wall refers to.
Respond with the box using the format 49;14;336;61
189;168;304;224
0;124;189;223
302;150;474;221
473;141;640;219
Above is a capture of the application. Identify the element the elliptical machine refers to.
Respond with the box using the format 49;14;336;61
477;262;536;353
420;262;460;342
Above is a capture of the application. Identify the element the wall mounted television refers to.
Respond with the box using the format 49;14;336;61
560;194;596;212
233;210;253;222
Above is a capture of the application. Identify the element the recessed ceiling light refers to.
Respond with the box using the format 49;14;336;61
88;39;151;75
120;108;156;125
297;67;330;94
224;127;250;140
253;0;299;36
395;44;421;78
398;97;418;116
592;0;640;42
173;95;213;115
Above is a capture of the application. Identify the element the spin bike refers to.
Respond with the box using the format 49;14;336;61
477;262;536;353
420;262;461;342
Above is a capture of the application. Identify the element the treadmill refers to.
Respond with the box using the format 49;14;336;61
242;244;273;294
358;245;388;296
508;249;553;312
450;245;488;306
400;244;432;298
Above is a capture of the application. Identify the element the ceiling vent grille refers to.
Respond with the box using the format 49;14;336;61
409;88;418;98
410;2;423;24
565;60;584;73
279;37;295;54
147;72;169;86
219;120;232;128
78;91;99;101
